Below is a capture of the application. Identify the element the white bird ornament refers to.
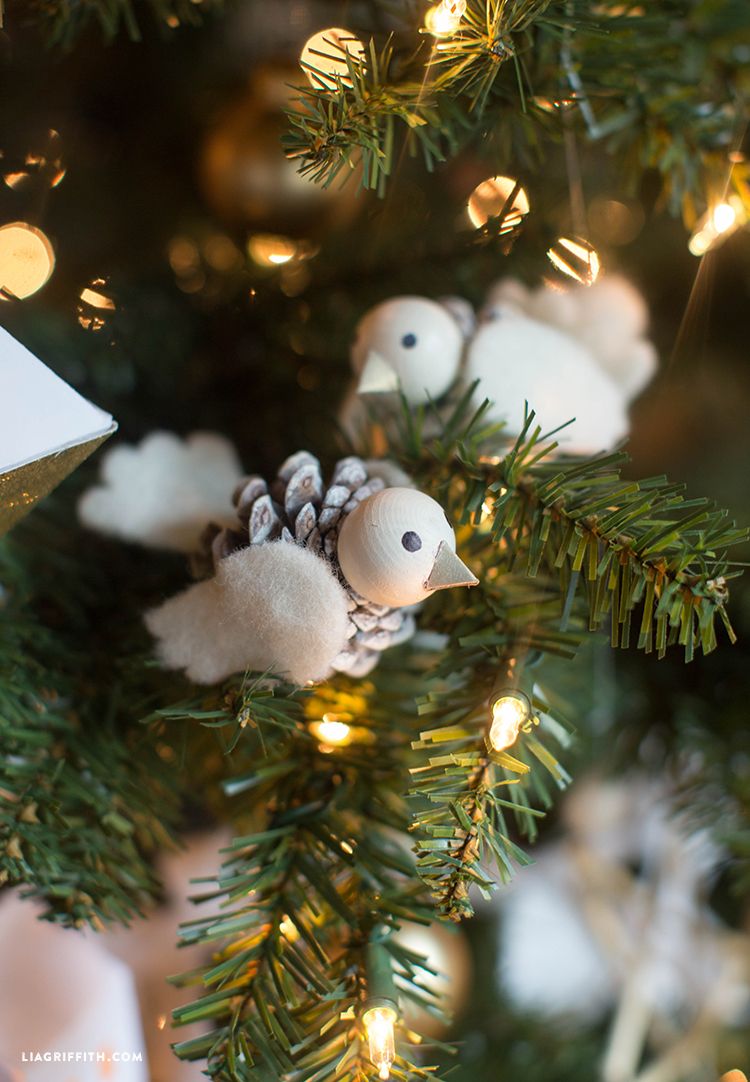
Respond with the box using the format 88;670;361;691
348;276;658;453
79;440;477;686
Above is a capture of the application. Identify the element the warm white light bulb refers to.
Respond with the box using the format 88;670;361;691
363;1007;396;1081
424;0;465;36
489;693;530;751
688;198;745;256
712;201;736;233
310;714;352;747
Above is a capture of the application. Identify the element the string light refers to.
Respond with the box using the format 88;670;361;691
688;197;745;256
299;28;366;90
247;234;318;268
363;941;399;1081
546;235;601;285
0;222;55;301
467;175;530;239
363;1006;397;1080
309;713;353;748
279;915;299;942
424;0;466;37
489;690;533;752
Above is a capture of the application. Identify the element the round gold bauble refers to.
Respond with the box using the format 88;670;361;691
199;63;361;237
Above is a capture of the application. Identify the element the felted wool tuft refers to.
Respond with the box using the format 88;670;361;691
483;275;657;402
78;431;243;552
145;542;351;685
466;313;630;452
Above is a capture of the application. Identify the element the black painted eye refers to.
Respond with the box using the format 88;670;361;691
401;333;417;348
401;531;422;552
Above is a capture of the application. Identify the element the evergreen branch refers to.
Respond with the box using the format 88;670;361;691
283;39;458;194
387;391;745;916
400;395;746;663
428;0;559;110
11;0;222;44
408;576;574;920
282;0;748;213
0;503;182;927
165;661;454;1080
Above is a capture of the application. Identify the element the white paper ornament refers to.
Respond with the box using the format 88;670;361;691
351;296;464;404
0;324;116;536
337;487;477;608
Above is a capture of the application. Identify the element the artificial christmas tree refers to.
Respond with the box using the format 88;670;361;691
1;2;749;1082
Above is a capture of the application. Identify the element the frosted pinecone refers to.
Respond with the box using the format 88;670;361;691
193;452;416;678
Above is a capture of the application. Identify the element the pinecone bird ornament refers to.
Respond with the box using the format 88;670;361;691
79;437;477;687
195;451;456;679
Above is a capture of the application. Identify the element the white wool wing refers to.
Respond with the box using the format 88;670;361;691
78;431;243;552
483;276;658;402
573;276;656;399
144;542;351;685
466;317;629;452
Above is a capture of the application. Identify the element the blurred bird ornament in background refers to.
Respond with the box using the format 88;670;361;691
346;275;657;453
498;775;750;1082
79;439;476;685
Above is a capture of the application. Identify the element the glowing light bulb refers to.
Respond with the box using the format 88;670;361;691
424;0;466;36
547;235;601;285
309;714;352;749
363;1006;396;1081
688;197;745;256
489;692;531;751
300;28;366;90
711;201;736;233
247;233;317;268
279;915;299;942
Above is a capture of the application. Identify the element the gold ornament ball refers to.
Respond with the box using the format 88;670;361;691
299;27;366;90
200;64;361;237
467;175;530;237
0;222;55;301
547;235;601;285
